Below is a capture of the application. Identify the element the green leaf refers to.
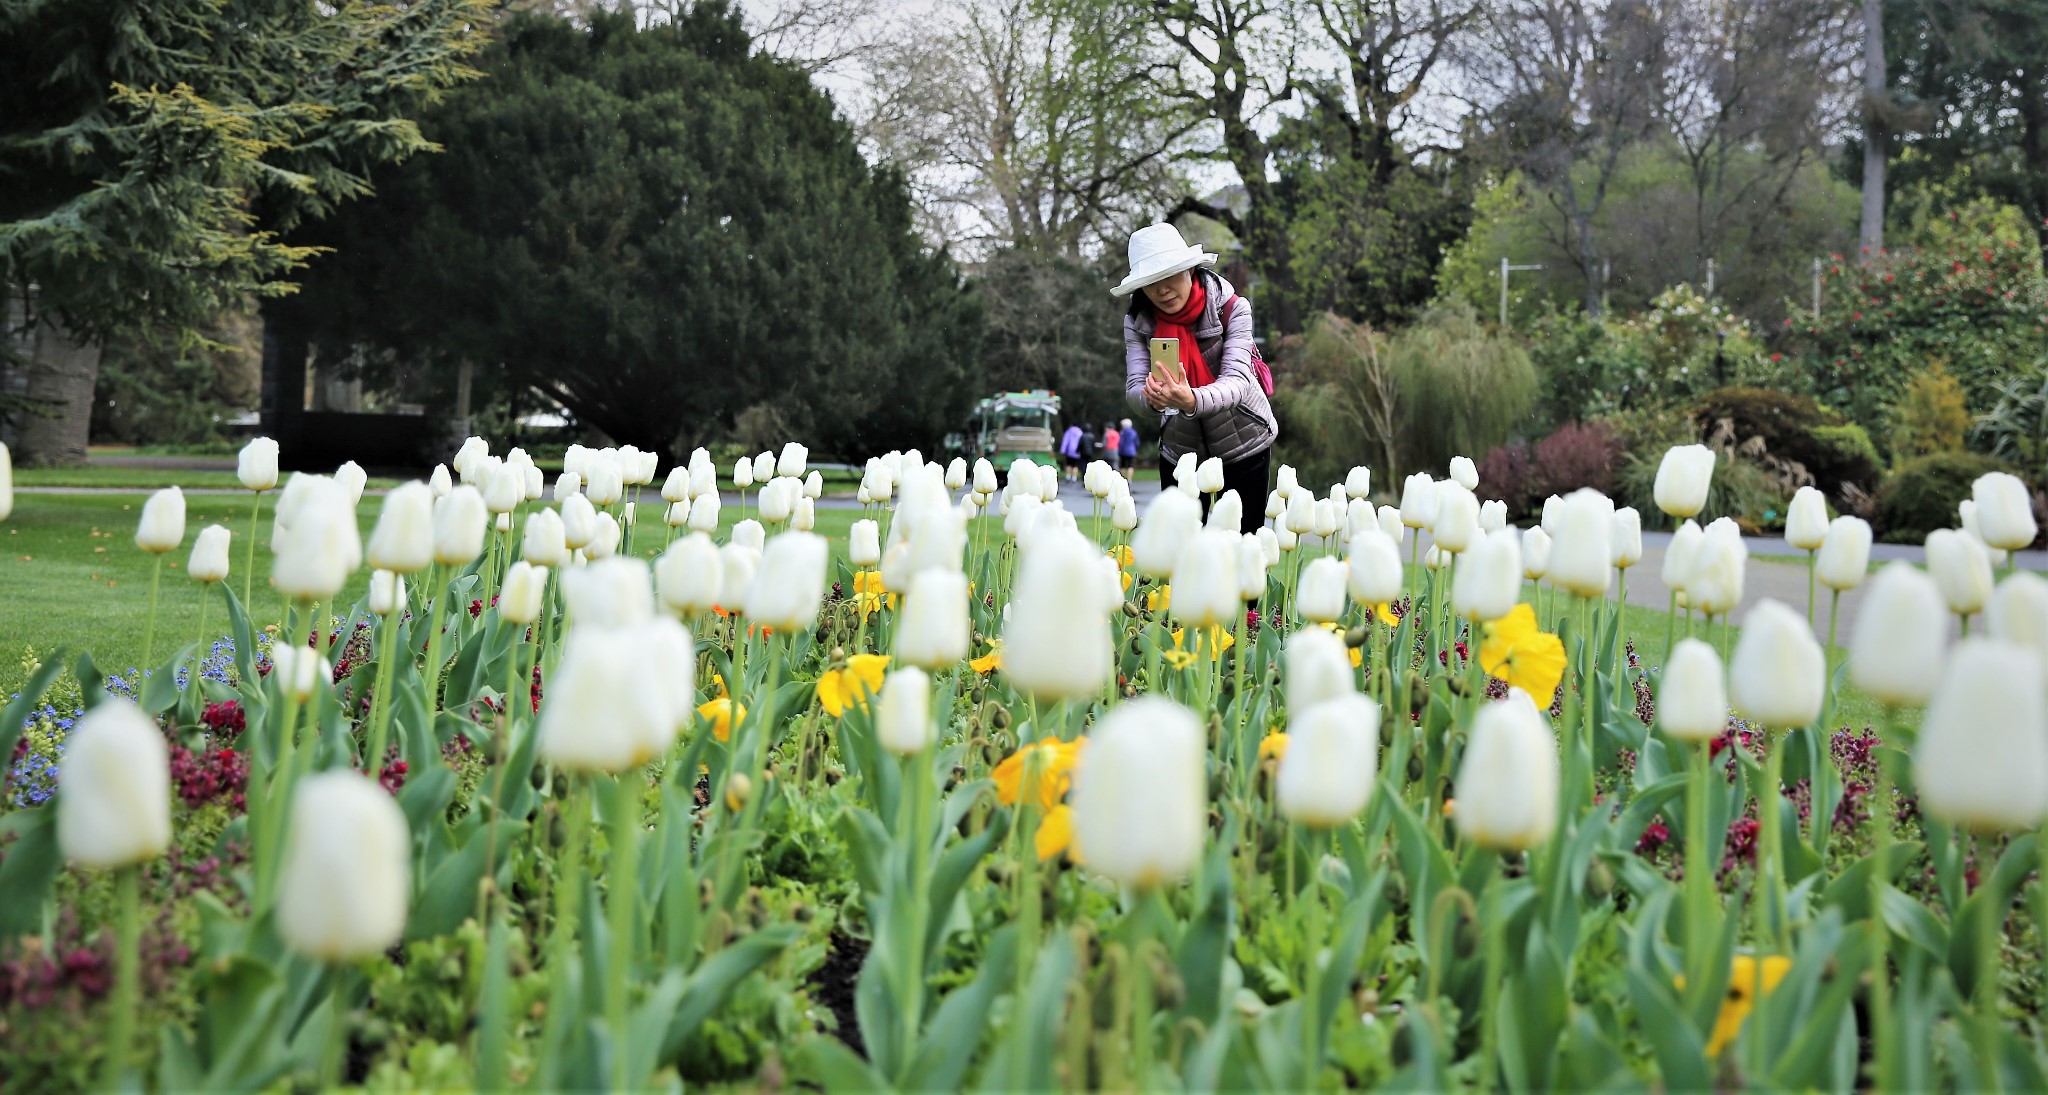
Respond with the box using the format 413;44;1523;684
1880;885;1950;962
398;763;458;839
0;652;67;772
0;807;62;937
656;924;802;1063
73;652;104;710
409;819;520;940
1622;890;1711;1092
925;820;1001;962
982;931;1077;1093
794;1034;888;1091
1818;841;1924;920
907;926;1017;1091
1175;836;1238;1023
221;582;257;684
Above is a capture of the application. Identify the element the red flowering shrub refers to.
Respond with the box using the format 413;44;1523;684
1527;420;1619;499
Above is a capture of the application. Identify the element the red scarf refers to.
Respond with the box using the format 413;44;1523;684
1153;277;1215;388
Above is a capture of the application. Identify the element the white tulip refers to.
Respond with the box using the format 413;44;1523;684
0;442;10;521
972;458;998;495
777;443;808;479
500;562;547;624
1377;505;1405;545
1003;530;1113;700
1132;489;1203;578
1070;696;1207;888
484;461;523;514
1849;563;1948;707
1278;525;1299;553
276;772;411;961
1914;640;2048;830
1785;487;1828;551
1657;639;1728;743
747;532;827;629
1452;529;1521;621
1539;494;1563;534
1424;545;1449;570
655;533;723;618
804;470;823;499
1277;694;1381;827
1652;444;1715;519
135;486;186;554
56;700;171;869
686;492;721;535
1400;472;1437;528
717;544;758;615
1815;516;1873;591
1311;498;1341;539
1728;599;1825;728
268;643;328;702
1296;556;1348;624
732;458;754;490
1266;490;1286;520
1988;572;2048;680
1171;530;1242;629
1972;472;2038;551
1286;627;1354;712
1276;464;1299;496
456;437;492;479
1257;525;1281;566
187;524;231;584
1207;489;1243;534
538;625;677;771
1345;466;1372;500
585;458;624;507
1196;456;1225;493
897;570;970;669
1284;490;1316;536
1546;489;1613;598
730;518;765;554
237;437;280;492
1236;533;1268;600
368;569;407;617
1479;499;1508;533
1611;507;1642;568
1432;484;1479;553
516;508;564;568
661;466;691;504
1346;498;1377;542
1959;500;2009;567
560;556;656;629
1925;528;1993;617
272;478;357;600
1453;689;1559;850
554;472;582;503
759;476;795;523
1347;529;1404;605
876;668;934;755
367;481;435;574
1686;518;1747;616
1522;525;1551;580
1448;455;1479;491
1661;519;1703;594
432;485;489;566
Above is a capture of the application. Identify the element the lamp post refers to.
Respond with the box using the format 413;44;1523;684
1498;257;1545;329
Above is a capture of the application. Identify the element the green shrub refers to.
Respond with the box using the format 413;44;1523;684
1808;423;1883;491
1691;386;1877;499
1972;360;2048;480
1889;362;1973;462
1874;451;2008;542
1616;445;1790;532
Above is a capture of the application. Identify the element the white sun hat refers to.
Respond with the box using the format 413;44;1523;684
1112;223;1218;296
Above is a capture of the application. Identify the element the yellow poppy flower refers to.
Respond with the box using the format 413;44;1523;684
817;653;891;716
1108;544;1134;568
854;570;888;595
993;736;1084;811
968;640;1003;675
1479;603;1567;701
1258;732;1288;763
1367;601;1397;625
1145;584;1171;612
1676;954;1793;1056
697;696;746;742
1035;803;1075;861
1170;626;1235;660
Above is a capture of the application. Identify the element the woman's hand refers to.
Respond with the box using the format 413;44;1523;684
1144;371;1197;414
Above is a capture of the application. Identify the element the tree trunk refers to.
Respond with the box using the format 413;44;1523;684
1859;0;1887;261
15;308;100;468
2019;69;2048;275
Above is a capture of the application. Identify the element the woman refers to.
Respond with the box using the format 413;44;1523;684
1116;223;1276;531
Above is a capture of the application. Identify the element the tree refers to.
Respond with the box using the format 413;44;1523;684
973;248;1129;427
0;0;489;465
1861;0;1889;259
292;6;982;458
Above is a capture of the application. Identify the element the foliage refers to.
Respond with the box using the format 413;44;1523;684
1527;420;1621;501
972;248;1128;432
1788;201;2048;428
89;313;261;448
1690;386;1877;498
293;7;982;459
1889;362;1974;463
1615;444;1791;533
1382;302;1539;484
1275;313;1398;490
1874;451;2009;542
1973;360;2048;481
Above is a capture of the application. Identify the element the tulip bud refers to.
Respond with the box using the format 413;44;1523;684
554;472;582;503
1661;519;1703;593
660;466;690;504
561;556;655;630
1286;627;1354;712
1989;572;2048;680
513;507;562;568
1376;505;1405;544
586;457;625;507
1432;484;1479;553
1914;640;2048;830
829;517;875;570
57;699;172;869
1345;497;1375;540
1347;529;1403;605
679;491;718;535
969;457;997;495
135;486;186;554
457;437;492;479
367;482;435;574
717;544;758;614
776;442;807;479
1256;525;1280;566
1265;491;1286;520
584;512;619;560
1423;544;1448;570
1959;499;2009;567
1925;528;1993;617
524;465;544;501
1849;563;1948;707
539;621;684;770
791;496;816;532
237;437;280;492
0;442;10;522
483;461;522;515
1345;466;1371;500
752;452;775;485
1283;490;1316;536
1163;530;1235;627
1815;516;1872;591
1657;639;1728;742
1275;464;1299;496
1729;599;1825;728
731;458;754;490
273;479;358;600
1478;499;1507;533
1207;489;1243;534
1278;694;1380;827
1133;489;1203;578
1652;444;1714;519
1453;689;1559;850
368;569;407;617
1070;696;1206;888
1400;472;1437;529
1785;487;1828;551
1297;556;1348;624
1686;518;1747;616
747;532;827;629
433;485;489;566
1449;455;1479;491
187;524;231;584
1452;529;1521;621
876;667;934;755
759;476;795;523
1196;457;1225;493
1004;530;1113;700
1521;526;1551;580
1972;472;2037;551
1546;488;1613;598
1236;533;1268;600
653;533;721;618
731;518;765;554
275;772;413;963
1311;498;1341;538
1540;494;1563;533
898;570;970;669
500;561;547;624
269;643;328;702
1611;507;1642;568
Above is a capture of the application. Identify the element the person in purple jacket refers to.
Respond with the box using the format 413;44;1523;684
1058;421;1085;482
1117;417;1138;481
1114;223;1277;530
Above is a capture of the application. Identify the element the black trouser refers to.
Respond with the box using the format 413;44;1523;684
1160;447;1272;535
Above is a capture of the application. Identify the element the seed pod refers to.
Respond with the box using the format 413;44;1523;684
1344;625;1369;648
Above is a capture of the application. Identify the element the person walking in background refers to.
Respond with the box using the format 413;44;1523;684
1058;420;1085;482
1103;421;1122;474
1116;223;1276;529
1118;417;1138;481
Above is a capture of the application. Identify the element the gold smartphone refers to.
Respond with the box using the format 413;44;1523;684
1149;337;1184;384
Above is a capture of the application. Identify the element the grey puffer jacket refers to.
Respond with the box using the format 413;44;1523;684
1123;271;1279;465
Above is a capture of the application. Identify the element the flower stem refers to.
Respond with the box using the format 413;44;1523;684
144;554;165;667
539;777;591;1086
1755;728;1786;956
1477;856;1505;1095
1978;834;2004;1093
1126;893;1158;1089
422;565;449;716
103;864;141;1090
1870;705;1901;1092
1684;740;1716;1011
1301;828;1329;1090
320;966;354;1087
364;604;402;775
244;489;263;608
607;771;640;1092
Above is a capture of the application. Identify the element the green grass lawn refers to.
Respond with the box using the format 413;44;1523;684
2;492;1895;731
11;466;408;491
